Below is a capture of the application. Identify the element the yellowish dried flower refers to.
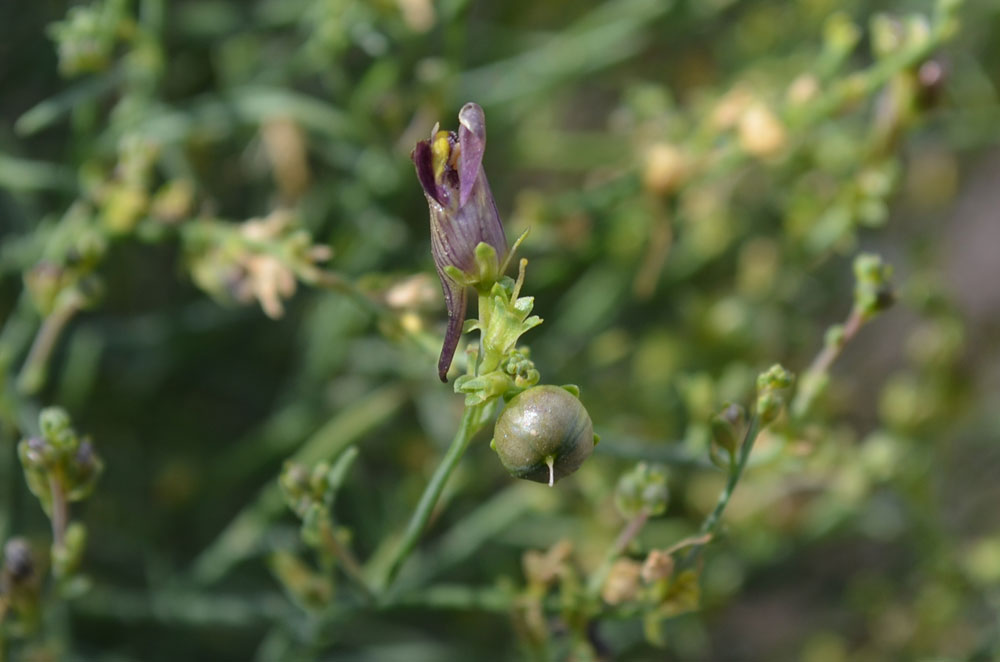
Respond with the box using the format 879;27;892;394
642;143;688;195
641;549;675;584
738;102;787;157
601;558;642;605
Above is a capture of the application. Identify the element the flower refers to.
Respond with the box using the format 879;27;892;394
412;102;507;381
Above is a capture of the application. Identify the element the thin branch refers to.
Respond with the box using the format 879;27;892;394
375;403;485;596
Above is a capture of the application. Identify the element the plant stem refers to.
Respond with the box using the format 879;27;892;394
791;306;865;419
685;415;762;564
17;293;83;396
319;522;374;603
377;403;484;595
49;472;68;550
586;509;650;598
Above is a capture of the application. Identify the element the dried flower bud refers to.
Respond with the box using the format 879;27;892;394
522;539;573;587
412;103;508;380
642;143;688;195
787;74;820;106
738;103;787;158
641;549;675;584
601;558;641;605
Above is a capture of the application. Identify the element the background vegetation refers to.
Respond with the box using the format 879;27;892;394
1;0;1000;659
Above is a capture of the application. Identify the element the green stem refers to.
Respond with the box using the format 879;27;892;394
686;415;762;564
49;473;68;550
319;522;374;603
791;307;865;419
476;291;495;374
377;403;485;595
17;293;83;396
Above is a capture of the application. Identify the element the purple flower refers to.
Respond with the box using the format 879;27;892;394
412;103;507;381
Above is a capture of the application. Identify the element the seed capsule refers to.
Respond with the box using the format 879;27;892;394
492;385;595;486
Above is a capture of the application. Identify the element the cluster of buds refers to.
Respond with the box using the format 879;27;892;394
600;542;704;647
279;453;353;548
47;0;131;77
184;210;333;319
17;408;102;584
615;462;669;519
18;409;103;519
453;269;542;406
755;363;795;425
500;347;541;391
853;253;895;321
279;461;337;521
276;449;367;608
24;204;107;319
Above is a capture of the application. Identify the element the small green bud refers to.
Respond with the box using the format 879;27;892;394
756;392;781;425
615;462;669;519
756;363;794;392
870;14;905;58
755;364;794;425
65;441;104;502
53;522;87;580
39;407;73;446
823;12;861;56
711;403;746;456
853;253;895;320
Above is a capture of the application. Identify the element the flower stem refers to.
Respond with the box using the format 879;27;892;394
319;521;374;603
377;403;484;596
791;306;865;419
17;293;83;396
685;415;762;564
49;472;68;550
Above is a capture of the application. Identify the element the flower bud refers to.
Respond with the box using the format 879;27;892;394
615;462;669;518
738;103;786;158
755;363;794;425
711;403;746;456
601;558;641;605
641;549;675;584
412;103;508;381
853;253;895;320
3;538;35;586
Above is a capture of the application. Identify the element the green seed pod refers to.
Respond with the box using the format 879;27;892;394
492;385;595;486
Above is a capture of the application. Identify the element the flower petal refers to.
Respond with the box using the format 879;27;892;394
457;103;487;208
412;140;441;204
436;269;467;381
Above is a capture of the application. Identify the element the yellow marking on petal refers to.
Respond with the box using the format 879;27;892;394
432;130;451;182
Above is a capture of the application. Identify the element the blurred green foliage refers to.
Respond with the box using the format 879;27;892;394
1;0;1000;659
